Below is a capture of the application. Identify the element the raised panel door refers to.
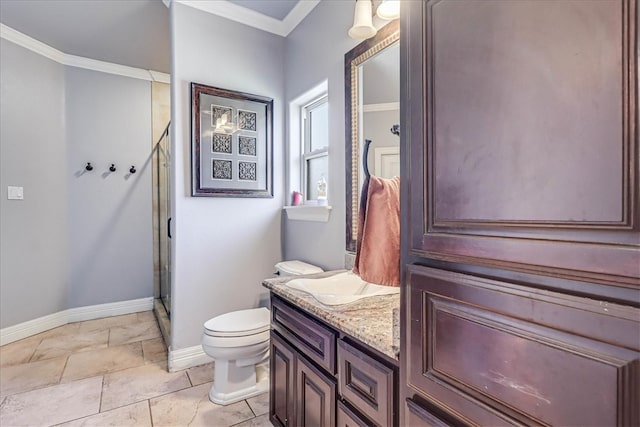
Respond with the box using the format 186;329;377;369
406;0;639;290
270;331;296;427
406;265;640;426
296;355;336;427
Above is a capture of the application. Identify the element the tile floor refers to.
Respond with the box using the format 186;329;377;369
0;312;272;427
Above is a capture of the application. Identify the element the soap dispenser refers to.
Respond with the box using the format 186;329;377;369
317;176;328;206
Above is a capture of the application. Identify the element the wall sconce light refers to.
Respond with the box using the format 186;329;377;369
376;0;400;20
348;0;400;40
348;0;377;40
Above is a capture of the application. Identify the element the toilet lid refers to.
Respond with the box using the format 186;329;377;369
204;307;270;337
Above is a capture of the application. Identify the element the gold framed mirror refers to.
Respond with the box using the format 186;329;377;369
345;20;400;253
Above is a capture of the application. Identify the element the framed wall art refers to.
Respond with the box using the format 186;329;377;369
191;83;273;197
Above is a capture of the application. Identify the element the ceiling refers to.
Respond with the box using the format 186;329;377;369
227;0;299;21
0;0;307;74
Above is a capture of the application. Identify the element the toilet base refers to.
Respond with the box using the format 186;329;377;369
209;362;269;405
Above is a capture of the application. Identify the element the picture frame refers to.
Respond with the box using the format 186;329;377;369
191;82;273;197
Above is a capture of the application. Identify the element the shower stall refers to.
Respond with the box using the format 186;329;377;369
153;123;171;342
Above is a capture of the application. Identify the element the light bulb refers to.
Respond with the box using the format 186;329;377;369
376;0;400;20
348;0;377;40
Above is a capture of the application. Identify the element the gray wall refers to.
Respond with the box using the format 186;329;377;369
0;39;154;328
282;1;360;270
0;39;69;328
66;68;153;308
170;3;285;350
364;109;401;157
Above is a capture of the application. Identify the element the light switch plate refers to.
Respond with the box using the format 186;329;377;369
7;186;24;200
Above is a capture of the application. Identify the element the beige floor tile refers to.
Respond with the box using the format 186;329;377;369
101;362;191;411
61;342;144;383
57;401;152;427
186;362;214;386
77;314;137;333
246;392;269;417
150;382;255;427
31;330;109;362
136;311;156;323
0;356;66;398
0;335;41;367
0;376;102;426
231;414;274;427
38;323;83;340
141;338;166;363
109;321;161;347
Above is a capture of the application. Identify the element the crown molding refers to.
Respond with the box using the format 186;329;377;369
176;0;320;37
0;23;65;64
281;0;322;36
0;23;170;83
148;70;171;84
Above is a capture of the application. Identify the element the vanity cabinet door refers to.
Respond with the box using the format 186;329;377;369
296;354;336;427
270;332;296;427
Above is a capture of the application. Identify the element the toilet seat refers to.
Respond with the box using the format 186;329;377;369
204;307;270;338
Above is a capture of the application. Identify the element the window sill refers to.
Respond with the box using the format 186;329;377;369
283;205;332;222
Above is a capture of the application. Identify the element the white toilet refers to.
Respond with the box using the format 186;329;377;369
201;260;323;405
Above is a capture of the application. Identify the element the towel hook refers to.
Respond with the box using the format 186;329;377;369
129;166;136;174
109;164;116;172
85;162;94;171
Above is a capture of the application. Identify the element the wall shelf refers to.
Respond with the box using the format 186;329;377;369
283;205;332;222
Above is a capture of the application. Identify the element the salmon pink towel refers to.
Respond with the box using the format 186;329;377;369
353;175;400;287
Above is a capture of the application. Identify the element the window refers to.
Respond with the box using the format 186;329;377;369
302;96;328;202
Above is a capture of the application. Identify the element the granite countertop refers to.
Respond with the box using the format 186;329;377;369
263;270;400;361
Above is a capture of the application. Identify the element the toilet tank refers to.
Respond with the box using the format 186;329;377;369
275;260;323;277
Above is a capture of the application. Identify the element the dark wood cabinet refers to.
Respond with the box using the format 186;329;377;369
296;353;336;427
400;0;640;425
337;401;370;427
271;296;337;374
271;329;335;427
270;331;296;427
406;266;639;426
403;0;639;298
338;339;395;426
405;398;454;427
269;295;399;427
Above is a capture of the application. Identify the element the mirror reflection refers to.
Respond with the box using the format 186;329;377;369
345;21;400;253
360;42;400;182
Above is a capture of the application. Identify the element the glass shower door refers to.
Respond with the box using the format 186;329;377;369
156;124;171;317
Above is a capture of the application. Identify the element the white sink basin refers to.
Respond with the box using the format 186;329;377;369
284;271;399;306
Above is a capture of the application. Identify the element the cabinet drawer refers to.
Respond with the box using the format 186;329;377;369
338;339;395;427
271;297;337;374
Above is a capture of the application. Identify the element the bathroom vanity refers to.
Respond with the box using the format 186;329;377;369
263;273;400;427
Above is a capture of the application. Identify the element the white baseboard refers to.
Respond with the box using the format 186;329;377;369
168;344;212;372
67;297;154;323
0;297;154;346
